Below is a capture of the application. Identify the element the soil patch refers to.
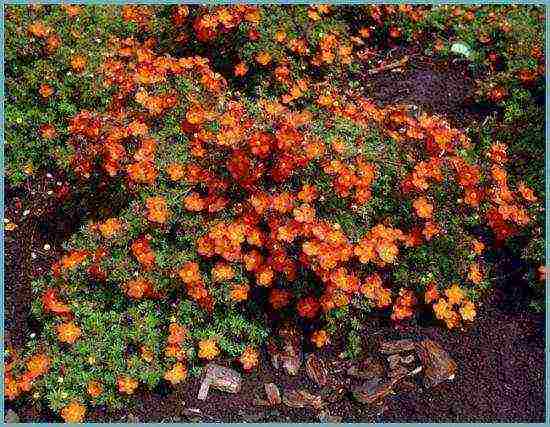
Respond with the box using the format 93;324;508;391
361;47;497;128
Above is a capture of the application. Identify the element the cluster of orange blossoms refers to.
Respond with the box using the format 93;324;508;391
427;283;477;329
5;353;51;401
192;5;261;42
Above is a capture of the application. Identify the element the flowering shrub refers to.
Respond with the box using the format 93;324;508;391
4;4;545;422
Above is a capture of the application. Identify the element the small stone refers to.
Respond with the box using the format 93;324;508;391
416;340;457;389
305;354;328;387
352;379;393;405
5;409;19;423
282;389;323;410
44;244;51;251
23;210;30;217
379;339;415;354
388;366;409;380
269;324;302;376
197;363;241;400
126;413;139;423
265;383;281;405
347;357;385;380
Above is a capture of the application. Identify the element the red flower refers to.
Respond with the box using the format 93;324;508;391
297;296;320;319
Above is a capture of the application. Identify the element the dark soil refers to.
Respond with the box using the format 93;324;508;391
4;52;545;423
360;46;498;128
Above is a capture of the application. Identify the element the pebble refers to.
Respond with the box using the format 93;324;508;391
23;210;30;216
4;409;19;423
44;244;51;251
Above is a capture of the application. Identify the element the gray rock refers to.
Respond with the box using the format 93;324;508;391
282;389;323;410
352;379;393;405
416;339;457;388
5;409;19;423
197;363;242;400
305;354;328;387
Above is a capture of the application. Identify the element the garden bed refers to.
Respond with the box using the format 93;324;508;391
4;5;545;423
5;52;544;423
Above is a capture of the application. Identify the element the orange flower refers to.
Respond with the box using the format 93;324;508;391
269;288;291;309
472;239;485;255
166;163;185;181
127;161;157;184
311;330;329;348
297;296;320;319
468;263;483;285
432;298;452;321
146;196;169;224
164;362;188;385
376;241;399;264
39;83;54;98
57;321;82;344
60;250;88;270
255;51;271;66
61;401;86;423
413;197;433;219
179;261;201;284
28;21;51;38
445;284;465;306
243;250;263;272
26;354;51;379
424;282;440;304
293;203;315;223
87;380;103;398
117;376;138;394
271;192;294;214
40;123;58;139
459;300;476;322
211;262;235;282
239;346;259;371
517;182;537;203
5;374;20;400
131;238;156;270
186;105;206;125
275;29;286;43
70;55;87;73
125;278;153;299
184;192;205;212
230;283;249;302
198;339;220;360
234;62;248;77
422;221;440;240
256;265;274;287
128;120;148;137
168;323;188;345
99;218;122;238
42;288;71;315
354;240;375;264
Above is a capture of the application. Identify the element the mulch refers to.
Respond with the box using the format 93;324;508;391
4;51;545;423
